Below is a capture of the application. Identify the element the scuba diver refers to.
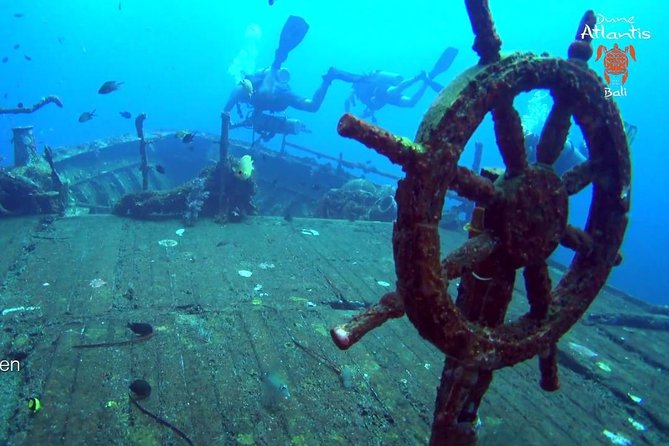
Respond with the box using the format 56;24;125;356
525;121;637;175
326;47;458;122
525;133;586;175
224;16;336;141
224;65;333;115
225;15;335;116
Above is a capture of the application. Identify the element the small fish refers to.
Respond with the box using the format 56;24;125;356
129;379;151;399
17;102;24;109
180;131;196;144
2;57;8;63
261;371;290;409
154;164;166;174
14;13;24;18
98;80;124;94
24;55;31;61
78;110;96;123
118;1;122;10
119;111;132;119
268;0;276;4
13;44;20;50
234;154;254;180
127;322;153;336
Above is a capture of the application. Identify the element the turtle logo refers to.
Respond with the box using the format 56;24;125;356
595;43;636;84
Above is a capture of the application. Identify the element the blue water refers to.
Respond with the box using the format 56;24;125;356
1;0;667;304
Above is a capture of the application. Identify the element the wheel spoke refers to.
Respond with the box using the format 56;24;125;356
431;361;481;444
476;261;516;326
331;292;405;350
561;160;593;195
450;166;498;205
538;343;559;391
535;97;573;165
523;261;552;320
560;225;593;254
492;100;527;176
442;232;497;280
337;113;420;167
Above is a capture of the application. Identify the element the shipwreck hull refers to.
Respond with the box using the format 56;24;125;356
51;132;358;216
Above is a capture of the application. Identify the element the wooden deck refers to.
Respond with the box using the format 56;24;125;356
0;215;666;445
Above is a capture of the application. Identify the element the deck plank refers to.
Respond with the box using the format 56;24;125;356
0;215;665;445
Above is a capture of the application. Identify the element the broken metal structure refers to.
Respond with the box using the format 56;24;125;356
1;117;405;222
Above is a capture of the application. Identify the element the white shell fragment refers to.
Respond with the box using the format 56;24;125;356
596;361;612;373
300;229;320;236
602;430;631;446
376;280;391;288
627;417;646;431
238;270;253;278
627;393;643;404
89;278;107;288
2;306;40;316
568;341;598;359
158;239;178;247
175;228;185;236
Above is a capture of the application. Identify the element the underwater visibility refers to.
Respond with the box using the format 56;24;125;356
0;1;667;445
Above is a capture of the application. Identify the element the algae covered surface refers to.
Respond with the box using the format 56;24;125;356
0;216;665;445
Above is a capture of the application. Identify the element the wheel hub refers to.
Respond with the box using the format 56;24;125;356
489;166;568;267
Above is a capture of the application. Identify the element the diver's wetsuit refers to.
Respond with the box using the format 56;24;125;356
525;134;586;176
525;120;637;176
327;68;429;120
224;67;332;114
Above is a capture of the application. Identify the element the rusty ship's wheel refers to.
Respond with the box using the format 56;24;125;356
331;5;630;446
389;47;631;370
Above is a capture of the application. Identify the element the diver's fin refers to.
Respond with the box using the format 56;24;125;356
272;16;309;70
624;121;637;147
361;108;377;124
429;47;458;79
428;79;444;93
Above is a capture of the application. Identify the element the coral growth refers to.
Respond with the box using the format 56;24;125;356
183;177;210;226
314;179;396;222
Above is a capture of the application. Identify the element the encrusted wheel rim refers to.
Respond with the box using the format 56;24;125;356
393;52;630;369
